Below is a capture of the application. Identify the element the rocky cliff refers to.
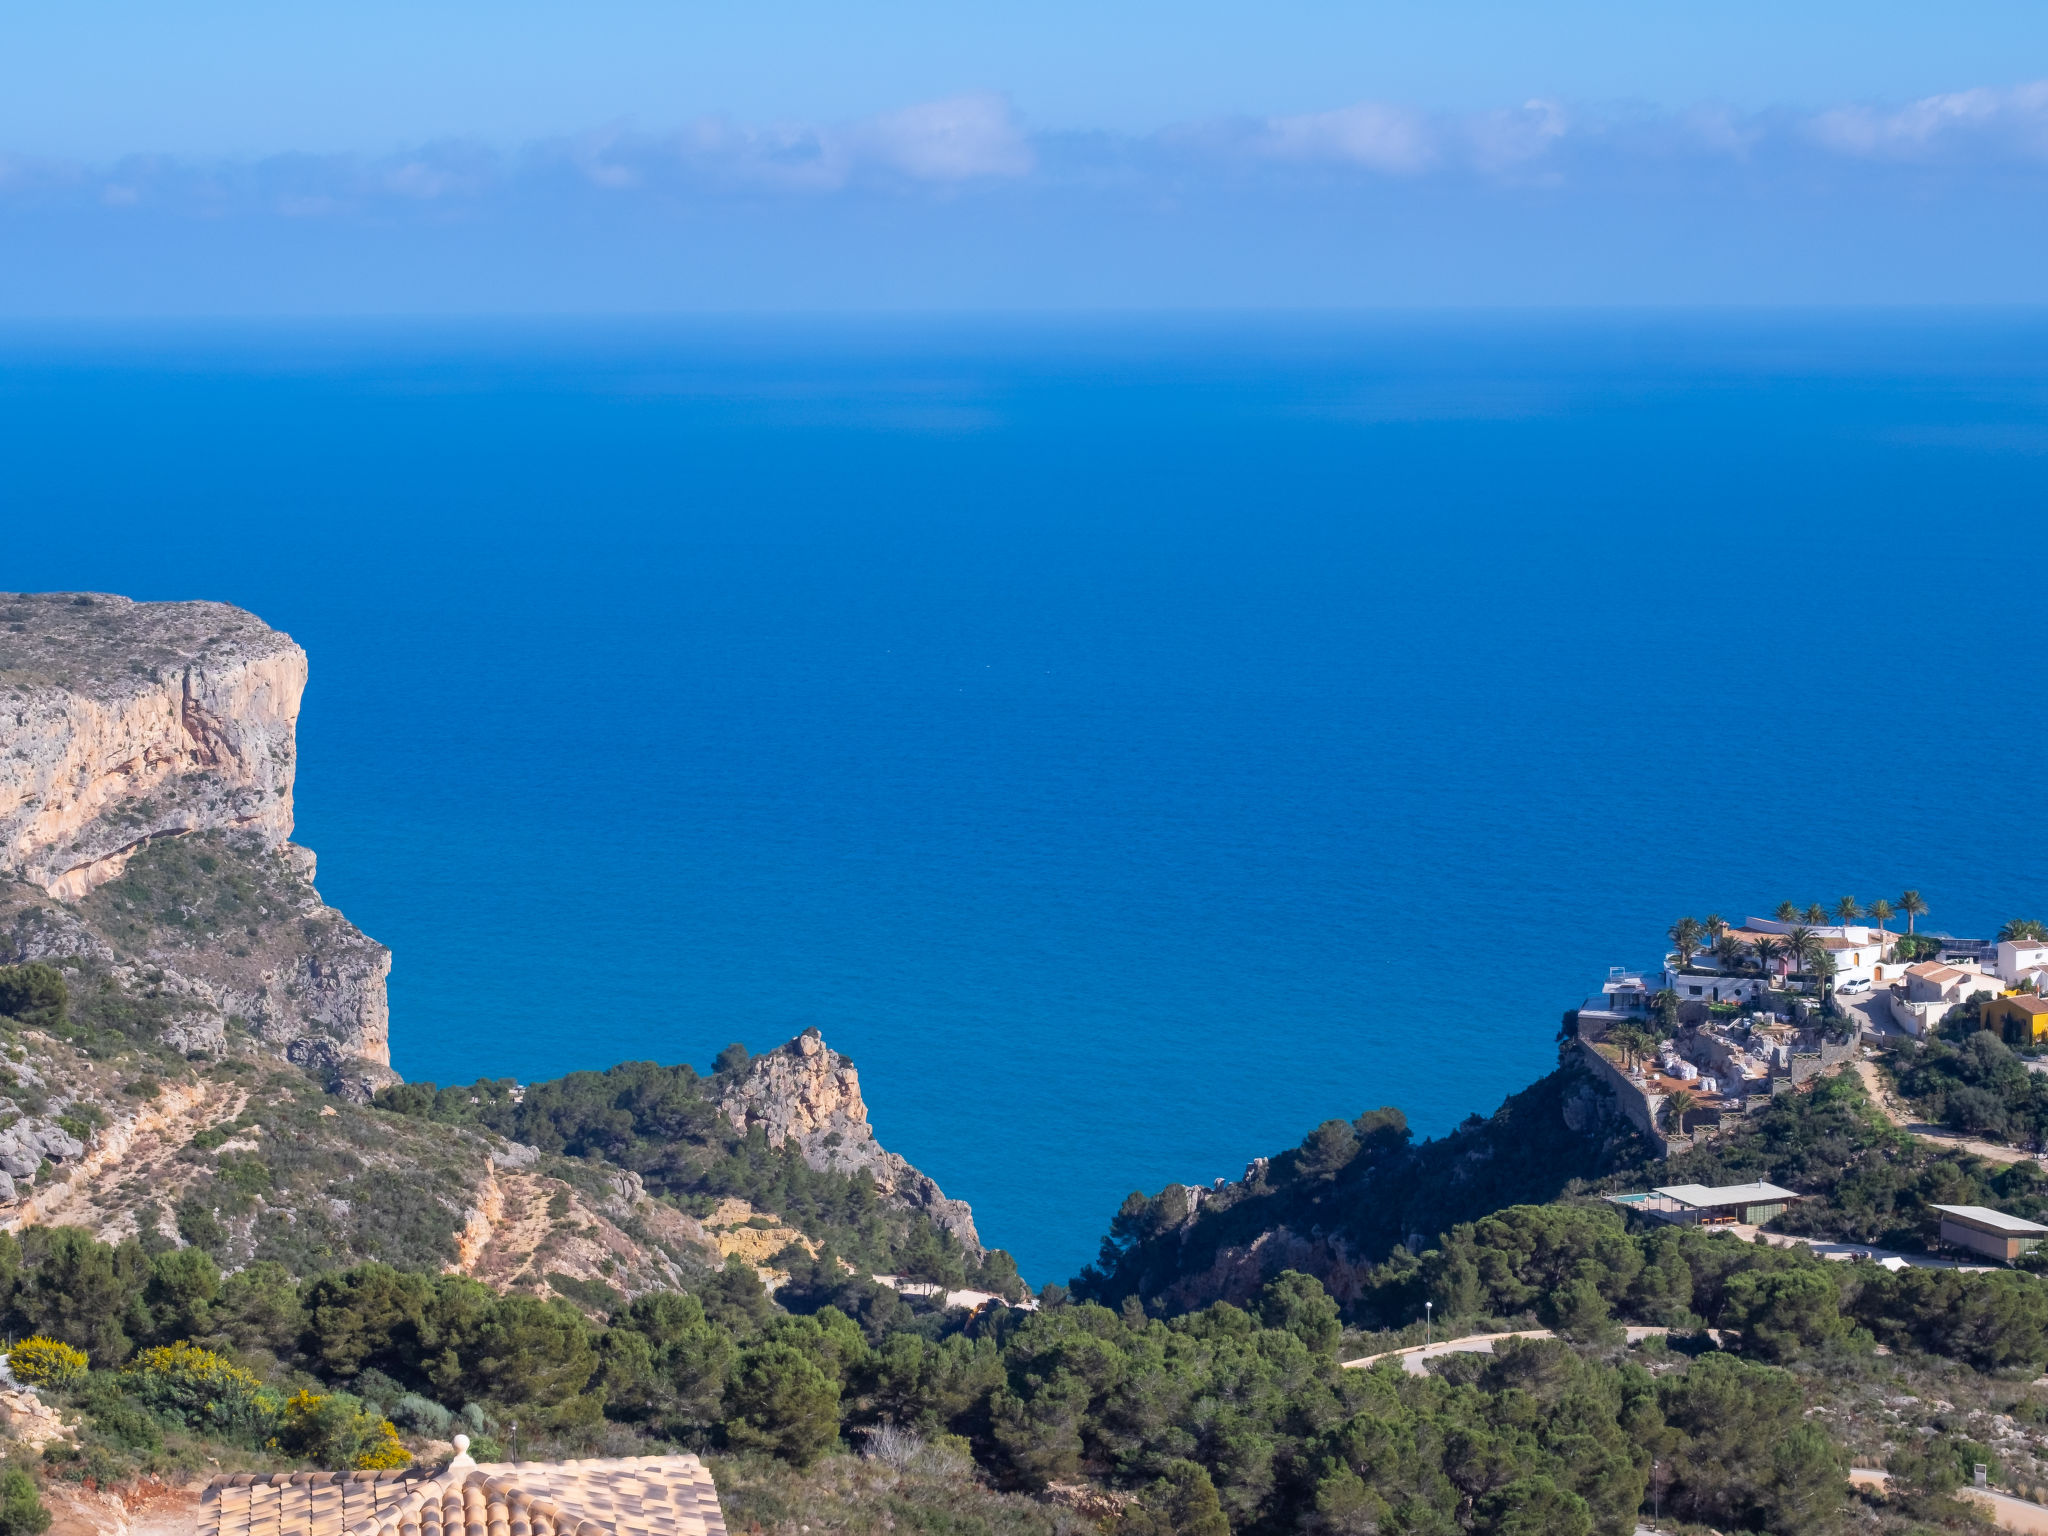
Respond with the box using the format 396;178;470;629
718;1029;983;1254
0;593;303;900
0;592;393;1092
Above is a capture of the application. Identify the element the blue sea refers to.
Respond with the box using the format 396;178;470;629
5;314;2048;1284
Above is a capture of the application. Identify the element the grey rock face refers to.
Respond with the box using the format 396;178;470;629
717;1029;983;1255
0;1117;86;1180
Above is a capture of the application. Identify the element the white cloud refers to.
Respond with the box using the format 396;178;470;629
1810;79;2048;160
3;79;2048;225
1260;102;1435;173
846;94;1034;181
1462;99;1568;173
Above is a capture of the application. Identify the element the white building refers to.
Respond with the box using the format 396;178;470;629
1659;969;1770;1006
1888;960;1997;1037
1996;938;2048;983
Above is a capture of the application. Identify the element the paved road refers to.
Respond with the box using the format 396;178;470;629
1842;989;1910;1040
1717;1220;1992;1273
1343;1327;1673;1374
1852;1468;2048;1533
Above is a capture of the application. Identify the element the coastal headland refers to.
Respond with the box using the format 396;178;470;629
2;591;2047;1536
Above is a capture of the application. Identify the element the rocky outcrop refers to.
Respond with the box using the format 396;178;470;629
718;1029;983;1254
0;594;395;1089
0;593;304;900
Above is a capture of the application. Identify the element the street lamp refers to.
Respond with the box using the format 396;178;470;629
1424;1300;1432;1347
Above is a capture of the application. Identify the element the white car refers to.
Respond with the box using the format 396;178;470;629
1838;978;1872;995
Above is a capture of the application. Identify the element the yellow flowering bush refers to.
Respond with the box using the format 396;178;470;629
125;1340;278;1436
7;1336;87;1389
277;1389;412;1471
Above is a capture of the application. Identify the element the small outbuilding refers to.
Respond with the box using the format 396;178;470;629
1931;1204;2048;1262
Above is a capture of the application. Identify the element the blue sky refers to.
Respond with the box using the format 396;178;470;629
4;2;2047;310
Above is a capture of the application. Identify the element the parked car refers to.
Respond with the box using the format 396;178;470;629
1838;978;1872;994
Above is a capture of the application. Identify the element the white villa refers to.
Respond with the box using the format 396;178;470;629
1887;959;1998;1037
1996;937;2048;983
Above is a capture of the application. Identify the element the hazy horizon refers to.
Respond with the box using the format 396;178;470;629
5;4;2048;312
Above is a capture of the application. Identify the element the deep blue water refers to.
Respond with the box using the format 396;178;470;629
5;314;2048;1284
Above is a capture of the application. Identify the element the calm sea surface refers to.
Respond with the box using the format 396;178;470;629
4;315;2047;1283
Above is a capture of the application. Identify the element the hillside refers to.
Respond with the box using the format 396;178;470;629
1071;1050;1655;1314
0;592;1005;1303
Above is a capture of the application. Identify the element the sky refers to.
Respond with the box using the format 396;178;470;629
3;2;2047;310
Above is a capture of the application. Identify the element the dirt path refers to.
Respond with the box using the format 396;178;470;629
1855;1059;2041;1167
1853;1468;2048;1533
13;1077;245;1241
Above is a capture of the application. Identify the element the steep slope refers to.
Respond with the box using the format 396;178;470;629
0;588;1015;1313
376;1031;1024;1297
0;592;392;1091
0;592;303;900
1073;1052;1654;1314
0;1018;721;1300
716;1029;982;1254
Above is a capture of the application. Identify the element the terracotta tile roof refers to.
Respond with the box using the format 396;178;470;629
199;1456;727;1536
1906;962;1967;984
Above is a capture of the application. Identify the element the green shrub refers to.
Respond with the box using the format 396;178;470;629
722;1342;840;1465
0;966;65;1031
0;1469;49;1536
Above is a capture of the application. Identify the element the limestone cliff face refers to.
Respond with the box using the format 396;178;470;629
0;593;394;1092
718;1029;983;1254
0;593;305;900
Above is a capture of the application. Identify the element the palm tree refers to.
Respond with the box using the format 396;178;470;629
1836;896;1861;926
1870;898;1894;941
1805;938;1838;1008
1900;890;1928;936
1999;919;2048;942
1669;917;1706;972
1651;989;1681;1034
1752;935;1784;981
1713;932;1748;974
1664;1088;1699;1136
1704;914;1730;945
1787;927;1817;989
1608;1024;1652;1070
1775;901;1798;923
1802;902;1829;926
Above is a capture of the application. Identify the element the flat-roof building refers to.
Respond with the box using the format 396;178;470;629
1931;1204;2048;1262
1609;1181;1803;1226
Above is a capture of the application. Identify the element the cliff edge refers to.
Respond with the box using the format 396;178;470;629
718;1029;983;1254
0;592;394;1093
0;592;303;899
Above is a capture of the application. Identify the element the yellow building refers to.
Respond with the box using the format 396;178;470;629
1984;994;2048;1044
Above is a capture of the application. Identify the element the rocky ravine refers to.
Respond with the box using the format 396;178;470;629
719;1029;983;1254
0;592;394;1095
